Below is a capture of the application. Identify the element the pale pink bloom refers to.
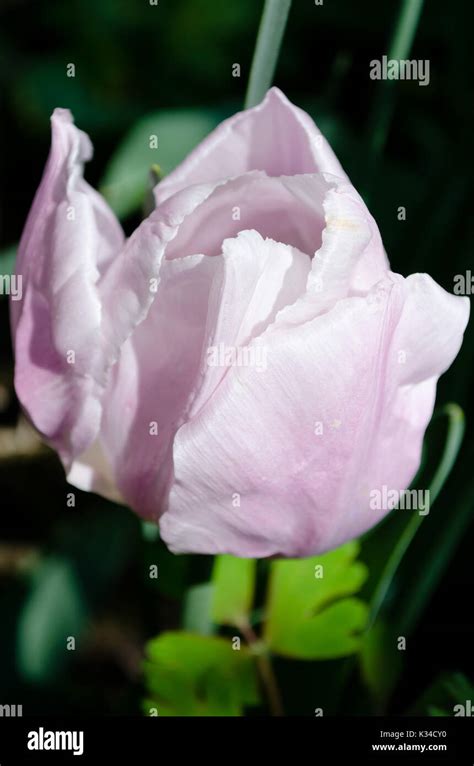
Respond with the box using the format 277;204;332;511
11;89;469;557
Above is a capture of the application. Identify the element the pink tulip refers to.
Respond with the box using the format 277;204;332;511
11;88;469;557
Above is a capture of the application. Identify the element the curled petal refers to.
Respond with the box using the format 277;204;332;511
154;87;347;206
12;109;124;463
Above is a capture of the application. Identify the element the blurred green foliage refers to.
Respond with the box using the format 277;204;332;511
211;555;256;628
100;108;225;218
409;672;474;716
143;632;260;716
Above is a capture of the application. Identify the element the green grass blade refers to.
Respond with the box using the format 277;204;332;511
244;0;292;109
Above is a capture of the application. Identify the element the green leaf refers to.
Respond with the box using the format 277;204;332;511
16;557;88;682
142;632;259;716
100;109;221;218
264;541;368;659
211;555;256;627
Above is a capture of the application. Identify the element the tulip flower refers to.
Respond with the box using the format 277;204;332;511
11;89;469;557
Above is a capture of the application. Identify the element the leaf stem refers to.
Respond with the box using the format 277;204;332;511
244;0;292;109
388;0;426;64
239;620;284;717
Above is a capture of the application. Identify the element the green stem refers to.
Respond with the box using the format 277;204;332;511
244;0;292;109
389;0;426;62
239;620;284;717
368;0;425;163
367;403;465;628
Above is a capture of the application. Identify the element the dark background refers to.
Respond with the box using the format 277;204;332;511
0;0;473;716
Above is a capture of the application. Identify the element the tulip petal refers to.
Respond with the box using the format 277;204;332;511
67;439;125;504
273;177;389;329
154;87;347;206
98;230;311;518
165;171;327;260
13;110;227;470
159;274;469;557
98;254;219;517
13;109;124;462
165;171;388;311
191;229;311;417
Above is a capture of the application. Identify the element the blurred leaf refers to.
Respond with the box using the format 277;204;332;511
264;541;368;659
359;620;402;710
15;505;138;683
408;672;474;716
427;706;449;716
183;583;215;636
211;555;256;627
0;243;17;281
100;109;221;218
16;557;88;682
55;503;139;603
143;632;259;716
141;521;159;542
12;60;129;133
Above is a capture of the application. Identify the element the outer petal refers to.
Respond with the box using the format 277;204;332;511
154;87;347;206
159;275;469;557
12;109;124;463
11;110;124;334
